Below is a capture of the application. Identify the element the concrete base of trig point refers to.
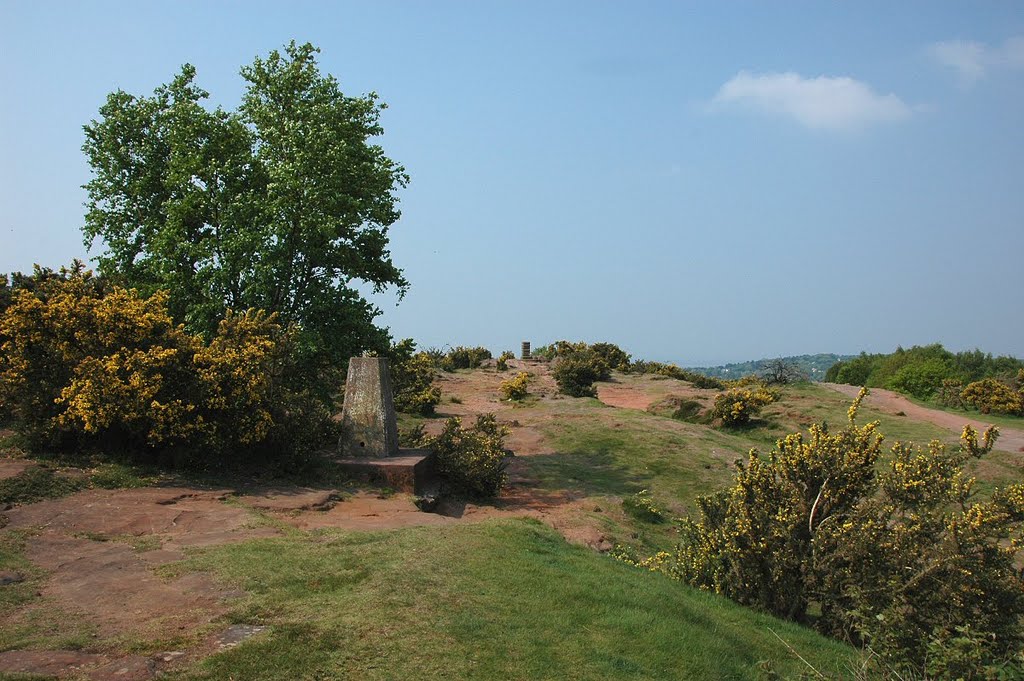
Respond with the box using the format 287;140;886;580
334;449;436;495
336;357;436;496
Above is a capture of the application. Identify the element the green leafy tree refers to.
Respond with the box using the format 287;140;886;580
81;41;408;388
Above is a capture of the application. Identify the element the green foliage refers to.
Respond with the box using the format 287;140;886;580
81;41;406;388
590;342;632;371
709;386;778;426
426;414;509;498
389;339;441;415
499;372;530;401
824;352;875;385
624;390;1024;674
886;357;955;398
0;267;332;465
622;489;667;524
961;378;1023;415
440;346;492;372
496;350;515;372
552;355;607;398
826;344;1024;399
937;378;966;409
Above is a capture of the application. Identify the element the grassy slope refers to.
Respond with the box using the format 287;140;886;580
168;519;854;681
524;379;1021;548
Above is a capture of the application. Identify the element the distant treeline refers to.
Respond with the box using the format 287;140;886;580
690;354;852;380
824;344;1024;399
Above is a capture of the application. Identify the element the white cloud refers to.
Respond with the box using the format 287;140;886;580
711;71;911;131
928;40;986;84
928;36;1024;85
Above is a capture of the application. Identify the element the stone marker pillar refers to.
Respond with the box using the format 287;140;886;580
521;341;531;360
339;357;400;458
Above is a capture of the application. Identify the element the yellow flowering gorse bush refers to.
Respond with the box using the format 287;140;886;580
0;268;326;463
499;372;530;401
620;388;1024;675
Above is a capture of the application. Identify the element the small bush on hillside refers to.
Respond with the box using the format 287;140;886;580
441;346;492;371
646;396;704;423
961;378;1023;415
622;489;667;524
709;386;778;426
389;340;441;415
500;372;530;401
552;353;607;397
590;342;632;371
496;351;515;372
428;414;509;498
421;347;446;367
398;423;427;449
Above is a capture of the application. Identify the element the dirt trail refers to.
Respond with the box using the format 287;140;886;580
822;383;1024;452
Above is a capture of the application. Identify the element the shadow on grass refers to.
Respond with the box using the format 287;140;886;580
518;446;650;497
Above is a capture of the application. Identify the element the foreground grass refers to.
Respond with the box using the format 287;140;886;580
167;519;854;680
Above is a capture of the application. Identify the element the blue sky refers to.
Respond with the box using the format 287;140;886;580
2;1;1022;365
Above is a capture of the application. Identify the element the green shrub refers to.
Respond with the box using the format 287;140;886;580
886;358;953;399
708;386;778;426
961;378;1023;415
500;372;530;401
551;353;607;397
496;350;515;372
440;346;492;371
622;489;667;524
389;340;442;415
938;378;966;409
427;414;509;498
646;396;704;422
590;342;631;371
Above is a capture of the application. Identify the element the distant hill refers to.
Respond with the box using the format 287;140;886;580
687;353;853;381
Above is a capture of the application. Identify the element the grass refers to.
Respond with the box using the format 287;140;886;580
165;519;856;680
0;461;160;506
0;467;89;506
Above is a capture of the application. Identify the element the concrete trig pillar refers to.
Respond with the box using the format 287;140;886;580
339;357;400;458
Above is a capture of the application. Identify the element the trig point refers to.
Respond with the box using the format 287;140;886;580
339;356;400;458
337;356;435;496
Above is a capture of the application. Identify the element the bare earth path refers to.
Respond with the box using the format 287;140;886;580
822;382;1024;452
